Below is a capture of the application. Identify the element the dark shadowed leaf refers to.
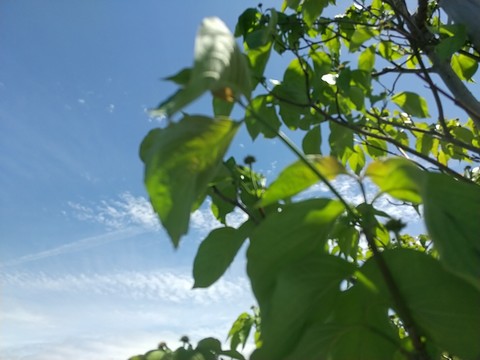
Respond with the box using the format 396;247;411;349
193;222;253;288
362;249;480;359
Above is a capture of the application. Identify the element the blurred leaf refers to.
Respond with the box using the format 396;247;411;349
422;173;480;289
365;158;423;203
358;46;375;71
451;53;478;81
362;249;480;359
348;144;365;175
140;116;239;246
248;199;345;309
258;156;346;207
392;92;430;118
302;125;322;154
228;313;254;351
152;17;251;117
285;286;400;360
252;255;356;360
302;0;329;28
435;24;467;61
164;68;192;86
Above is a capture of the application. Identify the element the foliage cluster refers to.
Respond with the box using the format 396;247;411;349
131;1;480;359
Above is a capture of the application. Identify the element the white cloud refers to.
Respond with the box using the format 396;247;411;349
68;192;248;241
0;228;146;268
1;269;255;360
296;176;420;224
0;270;250;305
68;192;160;231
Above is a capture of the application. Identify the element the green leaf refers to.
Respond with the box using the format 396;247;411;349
152;17;251;118
285;286;400;360
140;115;239;246
212;96;234;117
435;24;467;61
358;46;376;71
193;222;252;288
144;350;169;360
349;26;378;52
391;92;430;118
302;125;322;154
252;255;356;360
348;144;365;175
422;173;480;288
164;67;192;86
235;8;260;38
451;53;478;81
302;0;329;28
247;199;345;308
246;41;273;89
365;158;424;203
329;122;354;163
228;312;254;351
258;156;346;207
361;249;480;359
196;338;222;353
245;95;280;140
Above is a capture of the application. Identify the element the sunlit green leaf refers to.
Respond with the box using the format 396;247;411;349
349;26;378;52
302;0;329;28
245;95;280;139
140;115;239;246
365;158;423;203
228;313;254;351
391;92;430;118
348;144;365;175
451;53;478;81
358;46;375;71
258;156;346;207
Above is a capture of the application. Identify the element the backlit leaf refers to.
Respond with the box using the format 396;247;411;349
258;156;346;207
366;158;423;203
302;0;329;28
140;115;239;246
392;92;430;118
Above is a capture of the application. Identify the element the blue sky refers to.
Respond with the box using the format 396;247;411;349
0;1;282;358
0;1;431;359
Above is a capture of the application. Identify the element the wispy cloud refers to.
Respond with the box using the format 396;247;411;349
297;175;420;224
0;270;250;305
68;192;160;231
0;228;145;268
68;192;246;237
